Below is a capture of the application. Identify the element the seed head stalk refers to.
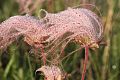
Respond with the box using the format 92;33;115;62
81;46;89;80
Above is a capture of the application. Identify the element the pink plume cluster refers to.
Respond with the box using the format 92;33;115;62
0;14;45;49
0;8;103;49
42;8;103;47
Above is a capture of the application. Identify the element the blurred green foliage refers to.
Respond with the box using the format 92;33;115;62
0;0;120;80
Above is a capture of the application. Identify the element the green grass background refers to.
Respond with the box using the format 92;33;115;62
0;0;120;80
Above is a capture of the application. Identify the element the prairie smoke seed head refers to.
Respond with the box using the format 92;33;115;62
36;65;62;80
0;15;46;49
41;8;103;48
